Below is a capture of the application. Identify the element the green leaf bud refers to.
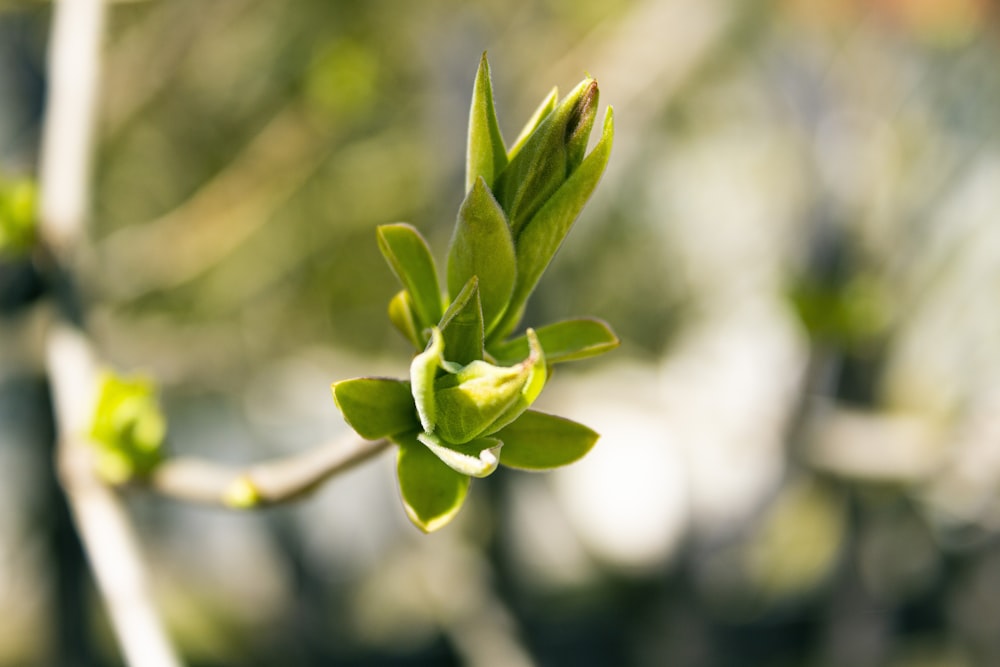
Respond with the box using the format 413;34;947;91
492;78;600;239
89;372;167;483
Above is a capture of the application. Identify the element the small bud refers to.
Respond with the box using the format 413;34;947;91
89;372;167;483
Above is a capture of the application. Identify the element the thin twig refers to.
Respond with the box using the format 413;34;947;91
149;436;393;507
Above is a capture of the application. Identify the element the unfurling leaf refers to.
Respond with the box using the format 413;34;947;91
410;327;447;433
418;432;502;478
433;329;545;444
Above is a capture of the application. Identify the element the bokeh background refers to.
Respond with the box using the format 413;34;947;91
3;0;1000;665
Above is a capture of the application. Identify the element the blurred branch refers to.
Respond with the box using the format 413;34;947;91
101;1;251;134
38;1;182;666
92;102;330;301
46;325;182;667
148;435;392;507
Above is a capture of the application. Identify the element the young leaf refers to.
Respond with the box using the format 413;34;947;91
496;409;599;470
489;317;619;365
480;328;547;436
507;87;558;162
466;53;508;192
432;361;524;445
440;276;485;366
396;431;471;532
331;378;419;439
410;327;446;433
376;223;443;330
447;179;516;334
494;108;614;341
388;289;423;350
418;432;502;478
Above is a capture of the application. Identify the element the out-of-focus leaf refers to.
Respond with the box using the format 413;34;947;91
331;378;418;439
466;53;508;192
495;108;614;341
376;223;443;330
447;178;516;334
496;409;598;470
388;289;423;349
396;431;470;533
0;179;38;256
418;431;502;478
490;317;619;365
89;372;166;483
439;277;484;366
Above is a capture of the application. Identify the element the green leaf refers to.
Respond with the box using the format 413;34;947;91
496;410;599;470
490;317;619;365
388;289;424;350
418;432;502;478
376;223;443;330
494;108;614;341
466;53;508;192
507;87;557;162
331;378;419;439
480;328;547;436
395;431;471;532
447;178;516;334
433;357;527;444
440;277;485;366
410;327;446;433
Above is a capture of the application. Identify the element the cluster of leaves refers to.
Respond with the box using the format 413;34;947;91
89;372;167;484
332;55;618;532
0;177;37;257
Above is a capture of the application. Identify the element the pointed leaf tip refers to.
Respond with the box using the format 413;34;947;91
466;54;508;192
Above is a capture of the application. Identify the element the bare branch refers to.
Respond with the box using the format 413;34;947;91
149;436;393;507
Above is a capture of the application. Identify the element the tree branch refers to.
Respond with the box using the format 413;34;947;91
38;1;182;665
148;436;393;507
